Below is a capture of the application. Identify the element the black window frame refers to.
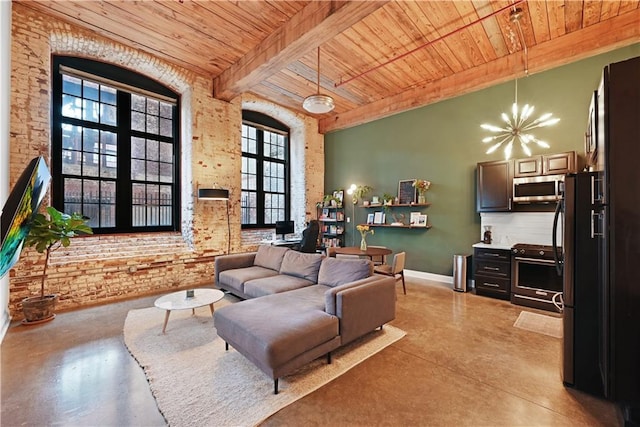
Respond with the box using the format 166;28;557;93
51;56;181;234
241;110;290;229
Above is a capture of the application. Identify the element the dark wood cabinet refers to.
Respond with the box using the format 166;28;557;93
543;151;577;175
514;151;577;177
473;247;511;300
476;160;512;212
514;157;542;177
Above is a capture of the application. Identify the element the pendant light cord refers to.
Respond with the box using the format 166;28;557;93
316;47;321;94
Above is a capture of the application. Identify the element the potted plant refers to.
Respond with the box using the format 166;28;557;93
323;194;339;207
382;193;395;205
21;206;93;324
352;185;372;205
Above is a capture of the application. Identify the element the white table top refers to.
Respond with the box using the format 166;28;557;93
154;288;224;311
472;242;513;250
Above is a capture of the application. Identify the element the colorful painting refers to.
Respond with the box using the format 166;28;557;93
0;157;51;279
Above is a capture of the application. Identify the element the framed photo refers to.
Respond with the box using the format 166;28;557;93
366;213;375;224
417;214;428;227
333;190;344;205
409;212;421;226
398;179;417;205
373;211;384;224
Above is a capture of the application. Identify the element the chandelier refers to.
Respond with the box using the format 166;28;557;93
303;47;335;114
480;7;559;159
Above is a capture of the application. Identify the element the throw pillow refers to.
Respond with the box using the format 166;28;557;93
254;245;290;271
317;257;372;287
279;251;324;282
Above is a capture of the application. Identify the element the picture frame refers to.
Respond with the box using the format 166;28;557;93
398;179;417;205
373;211;384;224
417;214;428;227
409;212;421;226
366;213;375;224
333;190;344;205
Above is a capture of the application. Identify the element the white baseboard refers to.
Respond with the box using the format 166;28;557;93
404;269;453;285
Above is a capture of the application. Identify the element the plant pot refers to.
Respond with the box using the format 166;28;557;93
22;294;58;324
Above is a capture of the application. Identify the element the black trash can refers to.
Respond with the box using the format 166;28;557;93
453;254;473;292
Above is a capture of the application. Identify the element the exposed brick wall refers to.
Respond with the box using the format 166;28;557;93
8;4;324;319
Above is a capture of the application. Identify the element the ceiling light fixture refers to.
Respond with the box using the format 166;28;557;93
480;7;560;160
303;47;335;115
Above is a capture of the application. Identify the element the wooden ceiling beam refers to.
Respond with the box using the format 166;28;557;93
319;8;640;134
213;0;389;101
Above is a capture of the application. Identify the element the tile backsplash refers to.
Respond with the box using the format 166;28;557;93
480;212;562;246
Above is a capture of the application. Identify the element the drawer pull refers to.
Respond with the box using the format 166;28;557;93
483;283;500;288
484;266;500;271
485;253;500;257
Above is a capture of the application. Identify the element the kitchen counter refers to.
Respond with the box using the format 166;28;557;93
472;242;513;251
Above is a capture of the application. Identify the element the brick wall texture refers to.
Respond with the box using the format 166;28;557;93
8;4;324;319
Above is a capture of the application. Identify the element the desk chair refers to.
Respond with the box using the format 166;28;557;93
292;220;319;253
374;251;406;294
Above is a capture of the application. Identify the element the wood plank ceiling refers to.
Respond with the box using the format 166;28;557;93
15;0;640;133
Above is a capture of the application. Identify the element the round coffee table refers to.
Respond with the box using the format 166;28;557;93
154;288;225;333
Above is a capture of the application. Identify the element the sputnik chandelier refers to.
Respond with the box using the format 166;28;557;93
480;7;560;159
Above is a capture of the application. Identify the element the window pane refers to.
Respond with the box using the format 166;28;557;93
159;162;172;183
82;128;99;153
159;118;172;137
63;178;82;215
62;124;82;150
62;94;82;119
131;94;145;112
146;99;159;115
146;160;159;181
146;114;159;134
131;111;145;132
83;81;99;101
101;103;117;126
159;185;172;226
159;142;172;162
83;99;100;122
146;139;159;161
159;102;172;118
100;181;116;227
62;75;82;96
101;155;117;178
131;137;145;159
131;159;145;180
100;86;117;105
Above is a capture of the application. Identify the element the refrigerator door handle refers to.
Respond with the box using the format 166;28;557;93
591;210;604;238
553;199;563;276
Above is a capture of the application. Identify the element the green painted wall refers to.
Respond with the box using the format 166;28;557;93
324;44;639;276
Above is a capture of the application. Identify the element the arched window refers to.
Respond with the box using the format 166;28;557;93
51;56;180;233
241;110;290;228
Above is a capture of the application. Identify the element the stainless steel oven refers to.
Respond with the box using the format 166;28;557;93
511;243;563;312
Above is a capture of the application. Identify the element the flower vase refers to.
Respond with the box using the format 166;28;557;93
360;236;367;251
418;193;426;204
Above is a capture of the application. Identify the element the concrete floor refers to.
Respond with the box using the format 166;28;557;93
1;278;620;426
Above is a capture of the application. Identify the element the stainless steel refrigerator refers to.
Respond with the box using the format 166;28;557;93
556;56;639;422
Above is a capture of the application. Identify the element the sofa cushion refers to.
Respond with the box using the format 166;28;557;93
254;245;289;271
279;251;324;282
317;257;373;287
218;266;279;294
244;274;314;298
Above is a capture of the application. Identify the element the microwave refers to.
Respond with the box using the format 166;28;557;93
513;174;564;203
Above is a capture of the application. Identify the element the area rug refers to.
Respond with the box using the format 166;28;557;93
513;310;563;338
123;302;405;427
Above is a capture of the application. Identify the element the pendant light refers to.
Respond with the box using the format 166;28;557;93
480;7;559;159
303;47;335;114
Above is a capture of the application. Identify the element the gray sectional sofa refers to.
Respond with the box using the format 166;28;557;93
213;245;396;393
